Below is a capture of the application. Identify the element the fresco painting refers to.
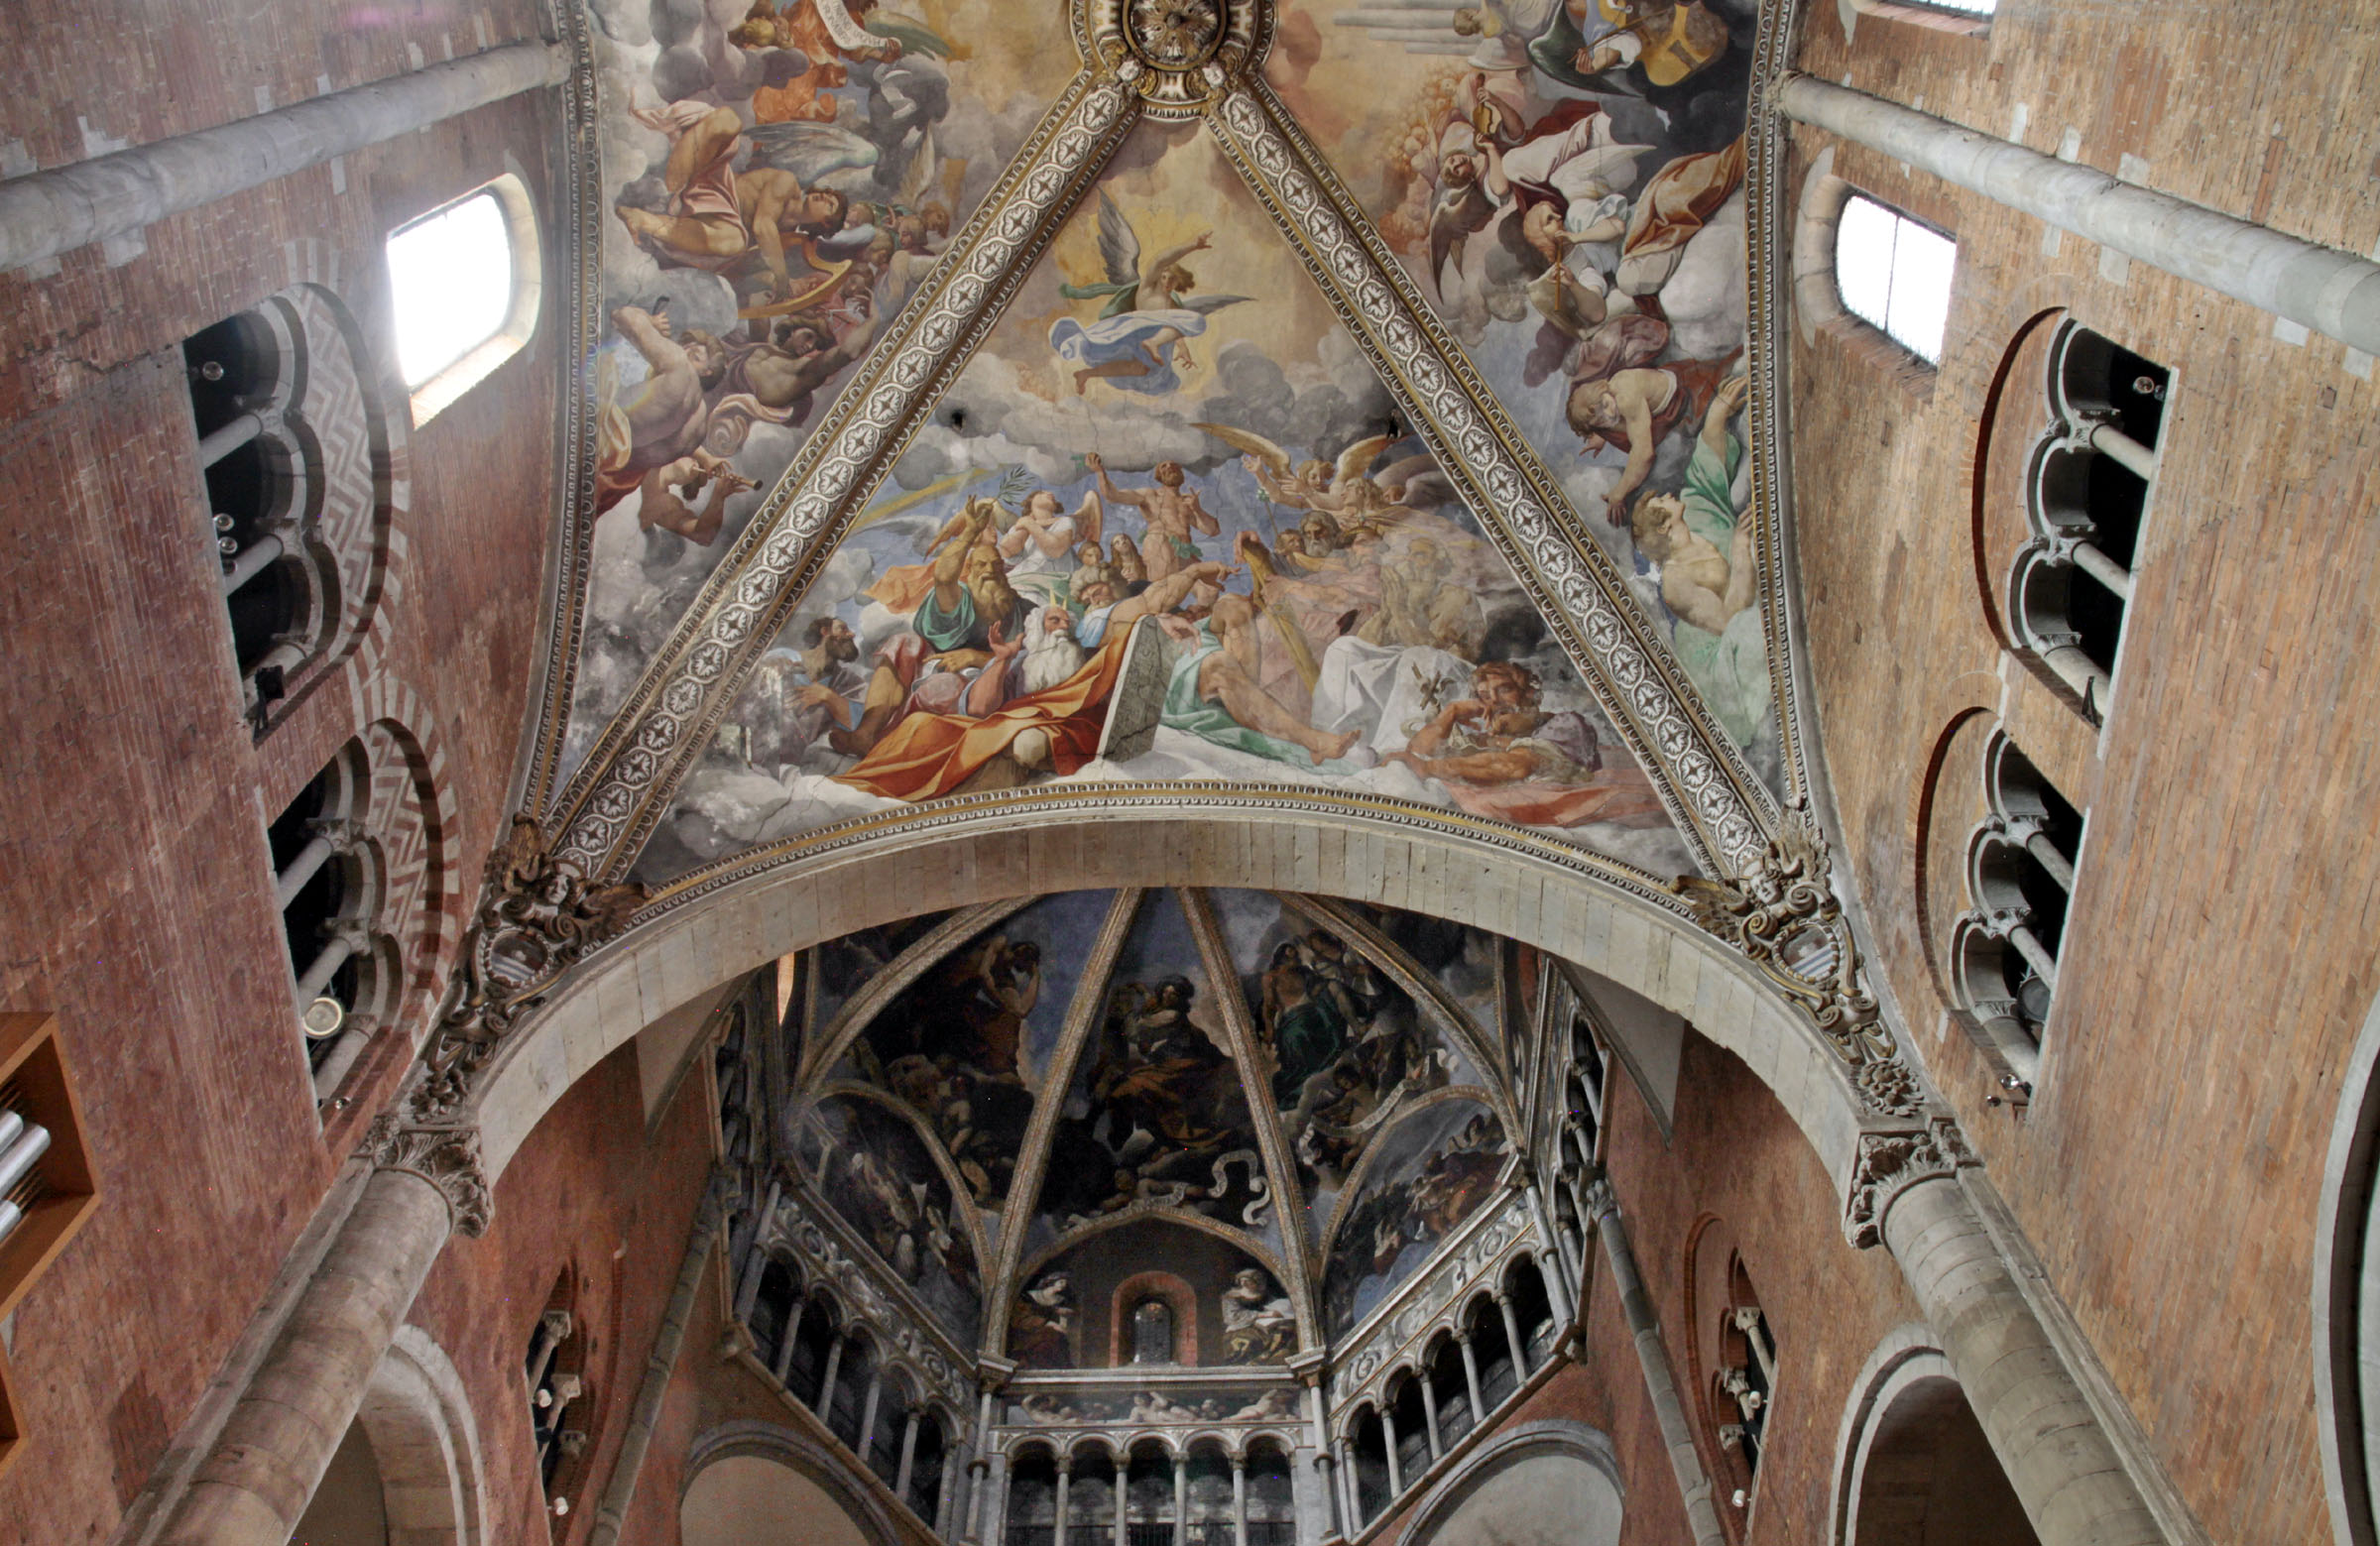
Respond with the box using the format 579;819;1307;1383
808;904;958;1029
790;1091;983;1344
1269;0;1780;792
565;0;1081;778
1010;1216;1297;1368
832;891;1117;1214
1206;891;1484;1248
1030;891;1271;1247
641;122;1695;883
1345;900;1506;1053
1003;1384;1305;1425
1322;1097;1508;1334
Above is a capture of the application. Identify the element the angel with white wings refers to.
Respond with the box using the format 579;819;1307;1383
995;486;1104;581
1048;191;1253;397
1196;424;1455;528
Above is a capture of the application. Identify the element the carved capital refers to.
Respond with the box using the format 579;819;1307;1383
412;813;647;1123
1581;1174;1617;1220
363;1113;494;1239
1843;1119;1975;1249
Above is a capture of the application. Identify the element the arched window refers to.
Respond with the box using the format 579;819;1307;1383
1430;1333;1477;1448
1950;733;2084;1088
2008;324;2171;724
269;741;400;1101
1835;194;1957;365
524;1286;589;1519
1349;1406;1392;1524
1244;1441;1296;1546
1006;1447;1060;1546
386;175;541;424
1130;1296;1176;1365
181;286;401;734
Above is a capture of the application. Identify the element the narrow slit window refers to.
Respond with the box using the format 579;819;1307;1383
386;176;540;423
1835;194;1957;364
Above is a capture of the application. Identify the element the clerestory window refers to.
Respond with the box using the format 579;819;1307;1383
1835;193;1957;364
387;175;541;424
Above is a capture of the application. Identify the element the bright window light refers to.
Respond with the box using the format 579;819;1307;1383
387;192;515;388
1836;193;1957;364
1915;0;1993;14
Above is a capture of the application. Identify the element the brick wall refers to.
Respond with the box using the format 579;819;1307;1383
1787;0;2380;1537
0;56;563;1541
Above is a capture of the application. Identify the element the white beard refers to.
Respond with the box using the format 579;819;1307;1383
1021;631;1089;694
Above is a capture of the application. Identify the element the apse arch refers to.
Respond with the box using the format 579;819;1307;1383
1396;1419;1625;1546
680;1420;901;1546
1827;1328;2038;1546
477;806;1870;1212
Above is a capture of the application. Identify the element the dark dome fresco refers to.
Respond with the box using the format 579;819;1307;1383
772;890;1529;1362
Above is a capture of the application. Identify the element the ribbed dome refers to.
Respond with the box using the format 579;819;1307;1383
778;890;1531;1366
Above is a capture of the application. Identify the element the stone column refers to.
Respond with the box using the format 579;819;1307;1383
587;1174;728;1546
817;1339;847;1422
1774;70;2380;357
1232;1456;1248;1546
858;1371;886;1466
1113;1456;1128;1546
1524;1187;1578;1324
0;42;567;274
1456;1333;1486;1424
1173;1451;1188;1546
973;1448;1009;1546
1056;1462;1073;1546
965;1383;1003;1544
1378;1409;1402;1497
1853;1129;2162;1546
772;1300;806;1385
1333;1438;1358;1537
1494;1293;1529;1377
1585;1178;1728;1546
895;1410;923;1504
1416;1373;1443;1462
155;1131;480;1544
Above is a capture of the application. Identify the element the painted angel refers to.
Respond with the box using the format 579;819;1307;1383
1048;191;1252;397
1196;424;1454;527
995;486;1104;581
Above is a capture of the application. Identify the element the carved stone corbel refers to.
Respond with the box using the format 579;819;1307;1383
411;812;647;1122
361;1112;495;1239
1842;1118;1975;1249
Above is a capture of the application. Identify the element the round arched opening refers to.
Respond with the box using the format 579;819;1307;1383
681;1453;886;1546
1844;1365;2036;1545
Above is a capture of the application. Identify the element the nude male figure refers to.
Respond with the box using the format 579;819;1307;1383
617;102;851;301
597;305;726;512
637;454;755;545
1627;375;1756;634
1085;453;1221;592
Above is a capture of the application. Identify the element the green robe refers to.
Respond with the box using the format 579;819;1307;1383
1160;625;1361;773
1667;432;1772;749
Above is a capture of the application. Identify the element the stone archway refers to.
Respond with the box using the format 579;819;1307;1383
475;807;1867;1194
1832;1329;2037;1546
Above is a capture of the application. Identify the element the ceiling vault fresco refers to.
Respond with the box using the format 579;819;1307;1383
514;0;1824;891
398;0;1950;1207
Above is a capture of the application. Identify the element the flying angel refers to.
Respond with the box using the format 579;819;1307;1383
1049;191;1253;397
1196;423;1456;527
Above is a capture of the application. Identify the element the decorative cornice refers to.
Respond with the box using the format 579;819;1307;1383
361;1113;494;1239
1843;1118;1974;1249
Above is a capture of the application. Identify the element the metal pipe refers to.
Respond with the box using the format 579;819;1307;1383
0;1120;53;1198
1776;71;2380;357
0;43;567;274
